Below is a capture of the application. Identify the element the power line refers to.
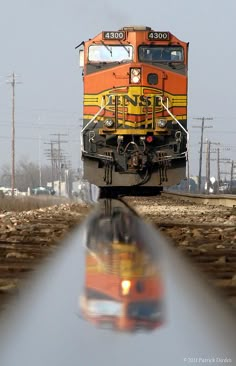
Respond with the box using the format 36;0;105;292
0;121;79;128
45;133;69;196
192;117;213;192
0;135;80;142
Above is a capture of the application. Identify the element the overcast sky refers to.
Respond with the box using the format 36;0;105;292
0;0;236;178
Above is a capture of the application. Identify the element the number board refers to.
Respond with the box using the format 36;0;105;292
147;32;170;41
102;31;126;40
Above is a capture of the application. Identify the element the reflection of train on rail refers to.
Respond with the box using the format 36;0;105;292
79;204;164;332
78;26;188;194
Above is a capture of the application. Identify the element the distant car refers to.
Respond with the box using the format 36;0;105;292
1;188;20;196
219;183;229;192
32;187;55;195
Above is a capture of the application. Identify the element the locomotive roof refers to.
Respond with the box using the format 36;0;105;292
119;26;152;31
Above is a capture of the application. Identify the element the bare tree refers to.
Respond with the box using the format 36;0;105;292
0;158;52;191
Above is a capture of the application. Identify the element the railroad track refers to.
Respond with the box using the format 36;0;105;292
162;190;236;207
1;192;236;312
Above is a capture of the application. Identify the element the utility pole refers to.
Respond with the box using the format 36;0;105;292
193;117;213;192
211;146;231;193
6;73;22;197
206;142;220;194
50;133;68;196
217;148;220;193
44;141;56;190
205;139;211;194
10;73;15;197
36;116;42;187
58;134;62;196
220;160;232;193
50;142;55;190
230;160;235;194
38;134;42;186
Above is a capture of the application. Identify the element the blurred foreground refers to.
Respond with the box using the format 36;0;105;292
0;199;235;365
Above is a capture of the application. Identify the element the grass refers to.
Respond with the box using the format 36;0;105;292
0;196;70;212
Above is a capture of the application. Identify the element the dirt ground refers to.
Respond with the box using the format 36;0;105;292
1;195;236;311
124;196;236;308
0;201;92;310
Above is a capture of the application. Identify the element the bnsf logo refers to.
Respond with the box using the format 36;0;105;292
106;94;161;107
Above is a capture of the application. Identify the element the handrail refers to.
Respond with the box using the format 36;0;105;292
160;96;189;158
81;95;113;153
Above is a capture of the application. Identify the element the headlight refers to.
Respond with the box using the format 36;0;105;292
130;68;141;84
121;280;131;295
157;119;167;128
104;119;114;128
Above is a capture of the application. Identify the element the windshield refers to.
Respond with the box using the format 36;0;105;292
139;46;184;62
86;300;123;317
88;45;133;63
127;301;162;320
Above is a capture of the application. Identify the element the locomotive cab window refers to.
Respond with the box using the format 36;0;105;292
139;46;184;63
88;45;133;63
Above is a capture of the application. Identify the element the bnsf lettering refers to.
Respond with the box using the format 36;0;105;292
107;95;139;106
125;95;139;106
107;95;160;107
139;95;151;106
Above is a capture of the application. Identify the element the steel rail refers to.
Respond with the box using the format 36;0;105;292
162;190;236;207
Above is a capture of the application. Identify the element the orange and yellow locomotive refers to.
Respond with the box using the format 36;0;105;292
78;26;188;193
79;204;164;332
